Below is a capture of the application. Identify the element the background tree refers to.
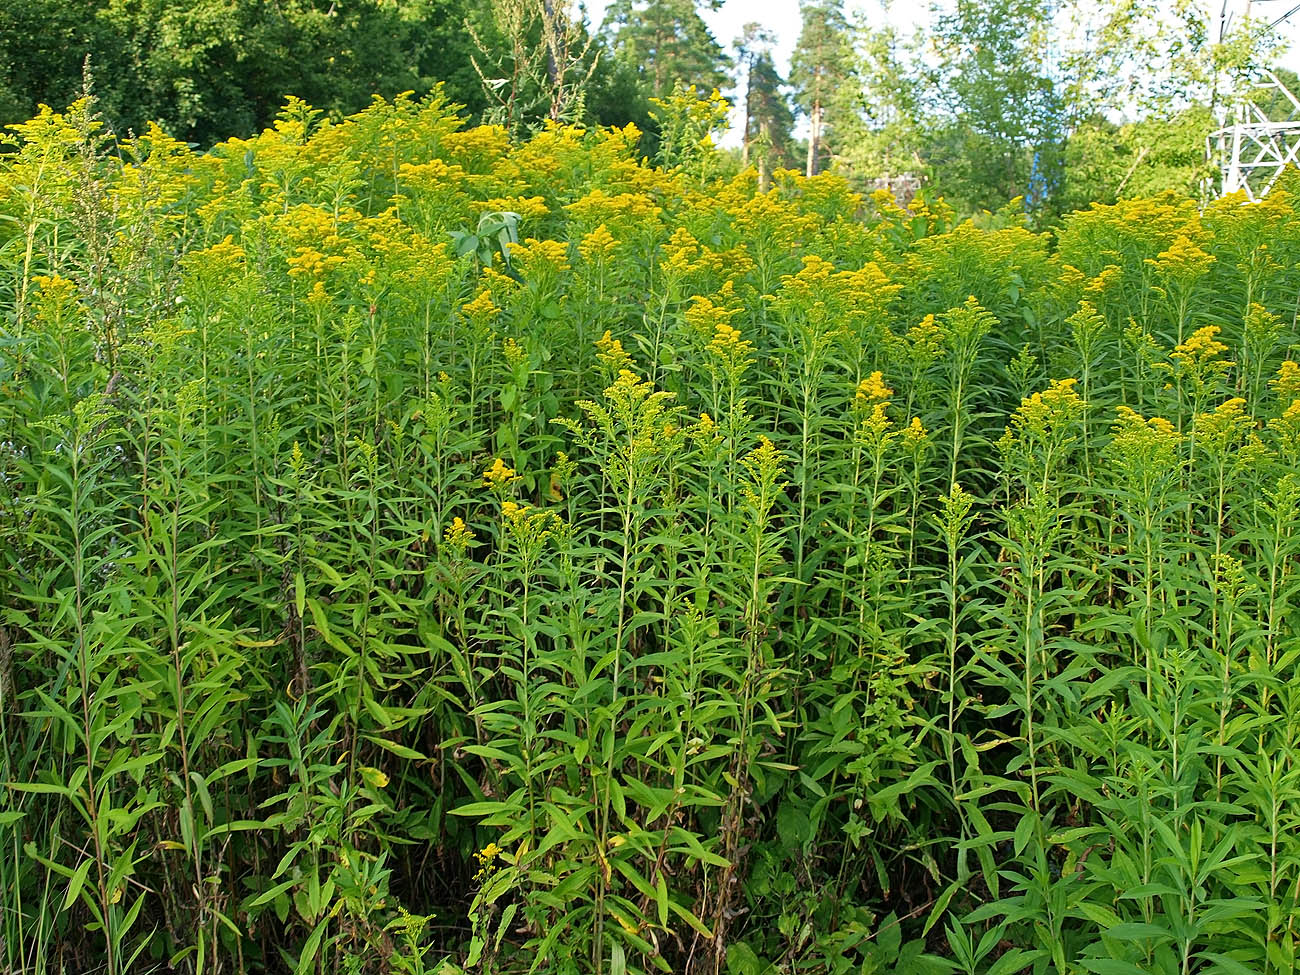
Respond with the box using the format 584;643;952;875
0;0;488;145
790;0;856;177
467;0;600;136
0;0;100;128
747;51;796;188
924;0;1063;211
837;21;926;192
734;22;774;168
601;0;729;99
734;21;795;185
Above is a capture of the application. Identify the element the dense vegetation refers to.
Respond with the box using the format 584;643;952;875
2;90;1300;975
1;0;1285;215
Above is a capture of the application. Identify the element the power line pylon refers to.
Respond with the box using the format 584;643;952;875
1208;1;1300;199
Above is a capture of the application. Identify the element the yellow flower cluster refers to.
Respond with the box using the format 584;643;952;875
1166;325;1234;388
1011;378;1087;438
902;417;930;457
1273;360;1300;401
1147;233;1215;281
183;235;246;274
685;287;741;342
287;246;347;279
482;196;549;221
1195;398;1253;456
1108;406;1184;484
462;289;500;322
595;330;634;374
565;188;662;227
502;336;527;370
472;842;502;881
579;224;618;263
856;371;894;404
443;516;476;553
510;237;570;276
482;457;518;489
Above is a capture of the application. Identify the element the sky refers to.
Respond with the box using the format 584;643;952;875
580;0;1300;146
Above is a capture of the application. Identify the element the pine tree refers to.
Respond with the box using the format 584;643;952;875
790;0;856;177
603;0;729;99
747;52;794;188
734;23;770;167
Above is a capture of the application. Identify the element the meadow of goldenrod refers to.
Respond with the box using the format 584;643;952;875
1;90;1299;975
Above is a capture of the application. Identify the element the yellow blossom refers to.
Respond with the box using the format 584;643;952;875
1269;398;1300;458
856;371;894;404
502;336;527;370
1083;265;1123;298
287;246;345;278
595;330;635;374
444;517;476;552
1273;360;1300;401
509;237;570;276
1195;398;1252;456
1146;234;1215;283
462;288;500;321
902;417;930;459
482;458;518;489
1011;378;1087;439
684;286;742;342
579;223;618;263
1171;325;1229;369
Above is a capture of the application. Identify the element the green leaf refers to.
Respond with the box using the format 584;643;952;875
62;857;94;912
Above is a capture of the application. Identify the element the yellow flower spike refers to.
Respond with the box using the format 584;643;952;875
856;371;894;404
1010;378;1087;439
1145;234;1215;283
565;188;662;226
1195;398;1252;456
595;330;635;374
1171;325;1229;367
903;416;929;451
1083;265;1123;298
1273;360;1300;401
1269;398;1300;457
461;288;500;321
481;196;548;221
685;290;742;343
709;321;745;353
482;457;519;489
502;336;527;370
1107;405;1185;482
443;517;476;554
509;237;570;276
579;223;617;262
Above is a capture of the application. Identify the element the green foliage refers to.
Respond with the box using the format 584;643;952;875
0;0;488;145
601;0;730;99
790;0;857;177
1059;109;1215;211
781;0;1285;217
2;95;1300;975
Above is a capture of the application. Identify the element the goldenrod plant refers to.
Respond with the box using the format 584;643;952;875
2;92;1300;974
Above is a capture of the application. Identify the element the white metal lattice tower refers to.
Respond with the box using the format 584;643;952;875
1209;0;1300;199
